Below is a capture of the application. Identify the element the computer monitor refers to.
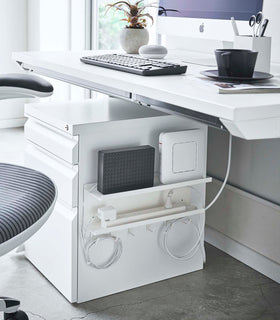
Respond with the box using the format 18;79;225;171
157;0;264;42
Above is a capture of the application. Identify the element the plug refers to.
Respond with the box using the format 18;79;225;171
97;206;117;223
164;190;174;209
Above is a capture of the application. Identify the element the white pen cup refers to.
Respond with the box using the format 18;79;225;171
234;35;271;73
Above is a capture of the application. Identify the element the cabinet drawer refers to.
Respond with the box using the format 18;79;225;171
25;201;77;302
25;143;78;208
25;119;79;165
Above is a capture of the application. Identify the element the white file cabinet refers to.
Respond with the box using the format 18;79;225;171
24;97;209;303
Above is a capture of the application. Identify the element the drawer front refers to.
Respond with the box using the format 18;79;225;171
25;201;77;302
25;143;78;208
25;119;79;165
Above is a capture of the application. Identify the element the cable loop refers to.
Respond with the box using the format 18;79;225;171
84;234;123;269
158;214;205;261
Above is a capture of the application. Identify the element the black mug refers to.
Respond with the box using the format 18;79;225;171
215;49;258;78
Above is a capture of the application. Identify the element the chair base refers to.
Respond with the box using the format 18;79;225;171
4;311;29;320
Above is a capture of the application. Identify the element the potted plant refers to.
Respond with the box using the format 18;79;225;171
105;0;155;54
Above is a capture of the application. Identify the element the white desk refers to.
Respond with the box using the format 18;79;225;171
12;50;280;303
13;50;280;140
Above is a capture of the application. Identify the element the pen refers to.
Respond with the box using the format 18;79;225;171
260;19;269;37
231;17;239;36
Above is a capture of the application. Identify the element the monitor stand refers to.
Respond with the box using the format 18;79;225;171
161;35;233;67
167;50;217;67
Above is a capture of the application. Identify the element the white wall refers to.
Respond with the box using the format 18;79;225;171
208;129;280;205
27;0;87;102
263;0;280;64
0;0;28;128
28;0;71;51
0;0;87;126
207;179;280;264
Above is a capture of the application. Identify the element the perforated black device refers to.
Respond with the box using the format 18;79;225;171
98;145;155;194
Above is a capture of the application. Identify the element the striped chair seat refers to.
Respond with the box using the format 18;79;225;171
0;163;56;255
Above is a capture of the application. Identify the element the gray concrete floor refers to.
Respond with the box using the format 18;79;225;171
0;244;279;320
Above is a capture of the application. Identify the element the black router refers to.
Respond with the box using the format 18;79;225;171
98;145;155;195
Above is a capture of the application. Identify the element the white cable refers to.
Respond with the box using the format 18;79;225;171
81;199;122;269
205;133;232;211
160;191;203;261
84;234;123;269
159;214;205;261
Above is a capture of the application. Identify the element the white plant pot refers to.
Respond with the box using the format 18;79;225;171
120;28;149;54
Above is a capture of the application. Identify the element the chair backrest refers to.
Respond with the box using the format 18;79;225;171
0;163;57;256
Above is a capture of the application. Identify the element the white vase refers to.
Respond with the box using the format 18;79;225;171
120;28;149;54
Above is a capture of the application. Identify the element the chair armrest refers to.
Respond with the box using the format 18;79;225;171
0;73;53;100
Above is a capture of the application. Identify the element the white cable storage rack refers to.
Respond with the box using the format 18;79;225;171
83;176;212;236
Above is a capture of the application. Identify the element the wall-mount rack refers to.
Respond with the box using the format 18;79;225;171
83;176;212;236
85;176;212;201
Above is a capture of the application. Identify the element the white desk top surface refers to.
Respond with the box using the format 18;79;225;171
13;50;280;123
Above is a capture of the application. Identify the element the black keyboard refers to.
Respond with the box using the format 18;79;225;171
80;54;187;76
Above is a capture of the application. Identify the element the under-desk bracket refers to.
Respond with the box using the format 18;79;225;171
18;62;131;99
134;94;226;130
19;61;225;130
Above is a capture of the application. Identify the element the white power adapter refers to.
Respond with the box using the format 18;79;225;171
97;206;117;227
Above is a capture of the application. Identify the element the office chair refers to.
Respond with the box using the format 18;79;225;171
0;74;56;320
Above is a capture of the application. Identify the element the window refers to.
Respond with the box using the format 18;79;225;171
98;0;125;50
97;0;158;50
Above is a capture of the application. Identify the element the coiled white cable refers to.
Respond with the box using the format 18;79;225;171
159;214;205;261
81;211;122;269
84;234;123;269
205;133;232;211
